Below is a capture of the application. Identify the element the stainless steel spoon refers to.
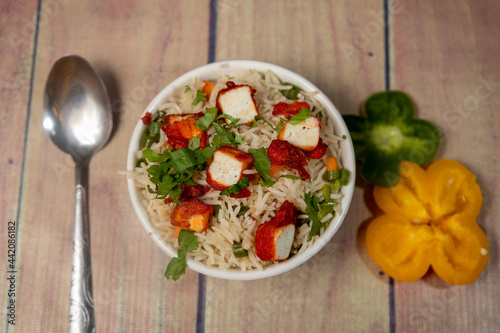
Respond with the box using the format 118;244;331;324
43;55;112;333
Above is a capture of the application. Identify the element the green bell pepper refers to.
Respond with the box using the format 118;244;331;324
343;91;440;187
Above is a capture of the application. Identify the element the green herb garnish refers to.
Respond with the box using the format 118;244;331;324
195;108;218;130
217;114;240;127
253;115;283;132
192;90;206;105
221;177;249;196
165;229;199;280
212;123;243;147
253;108;312;134
248;148;275;186
169;148;200;172
248;147;300;187
287;108;312;125
188;137;201;151
140;115;164;149
281;82;300;100
143;147;214;203
304;192;322;241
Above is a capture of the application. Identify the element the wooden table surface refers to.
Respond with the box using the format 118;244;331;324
2;0;499;332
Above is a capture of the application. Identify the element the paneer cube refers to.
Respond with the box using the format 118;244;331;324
170;198;213;233
216;81;259;125
255;201;297;261
162;112;207;150
206;146;254;191
278;115;321;151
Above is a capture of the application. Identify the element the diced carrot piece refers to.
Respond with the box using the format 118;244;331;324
270;163;285;177
327;157;338;171
203;80;215;100
173;227;182;238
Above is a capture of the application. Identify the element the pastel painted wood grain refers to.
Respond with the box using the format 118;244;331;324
207;1;389;332
2;0;499;332
0;0;40;329
13;0;210;331
390;1;500;332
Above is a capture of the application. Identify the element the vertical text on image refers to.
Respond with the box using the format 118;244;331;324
7;220;17;325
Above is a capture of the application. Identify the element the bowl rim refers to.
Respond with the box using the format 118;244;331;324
127;60;355;280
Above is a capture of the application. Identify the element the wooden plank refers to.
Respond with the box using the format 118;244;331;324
0;0;39;330
391;0;500;332
15;1;210;331
206;1;388;332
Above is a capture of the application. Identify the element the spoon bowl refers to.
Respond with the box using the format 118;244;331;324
43;56;112;162
43;55;112;332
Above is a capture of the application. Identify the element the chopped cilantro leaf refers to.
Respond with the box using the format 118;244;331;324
184;85;191;93
234;133;244;145
140;115;164;149
248;148;302;187
165;229;199;280
178;229;199;252
217;114;240;127
195;108;218;130
253;115;284;133
221;177;249;196
248;148;275;186
196;146;216;162
304;192;322;241
212;123;242;147
170;148;198;171
192;90;206;105
188;137;200;150
281;82;300;100
143;148;170;163
287;108;312;125
142;144;212;203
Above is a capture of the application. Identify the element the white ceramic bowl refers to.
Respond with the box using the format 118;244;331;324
127;60;355;280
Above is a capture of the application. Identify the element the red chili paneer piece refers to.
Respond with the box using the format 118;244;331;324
302;138;327;159
161;112;208;150
267;139;310;180
255;200;297;261
170;198;214;233
206;146;254;192
180;184;210;200
272;100;310;119
216;81;259;125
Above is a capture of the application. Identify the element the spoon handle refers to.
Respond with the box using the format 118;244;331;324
70;162;95;333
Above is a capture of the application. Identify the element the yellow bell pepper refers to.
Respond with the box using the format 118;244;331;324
366;159;489;285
